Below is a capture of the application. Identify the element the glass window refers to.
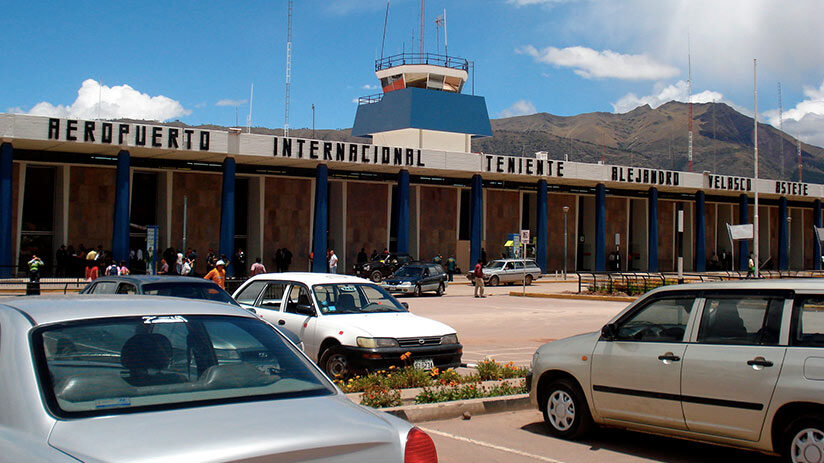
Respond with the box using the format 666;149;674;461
394;266;422;278
698;296;784;345
116;283;137;295
35;315;333;417
285;285;314;315
142;282;237;306
512;262;525;270
616;297;694;342
235;281;267;305
793;297;824;347
92;281;118;294
257;283;288;310
313;283;406;315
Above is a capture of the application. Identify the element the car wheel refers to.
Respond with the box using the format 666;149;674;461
489;276;499;286
784;415;824;463
320;346;351;379
370;270;382;283
525;275;533;286
414;284;422;297
436;282;444;296
542;378;593;440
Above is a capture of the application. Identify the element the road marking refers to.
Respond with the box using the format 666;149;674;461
420;427;568;463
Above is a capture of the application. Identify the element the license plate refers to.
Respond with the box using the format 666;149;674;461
413;358;435;370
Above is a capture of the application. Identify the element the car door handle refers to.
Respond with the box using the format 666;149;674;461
278;319;286;325
657;352;681;362
747;357;773;368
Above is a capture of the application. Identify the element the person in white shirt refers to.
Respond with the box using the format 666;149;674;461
329;250;338;274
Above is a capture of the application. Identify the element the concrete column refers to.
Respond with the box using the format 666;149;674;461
111;150;131;263
595;184;606;272
397;170;410;254
778;197;788;270
739;194;749;271
648;187;659;272
536;179;548;272
695;191;706;272
312;165;329;273
0;143;12;277
815;199;822;270
469;174;483;268
219;157;236;276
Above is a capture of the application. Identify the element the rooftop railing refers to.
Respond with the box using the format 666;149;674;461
375;52;470;72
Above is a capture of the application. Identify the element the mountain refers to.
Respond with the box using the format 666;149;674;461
472;101;824;183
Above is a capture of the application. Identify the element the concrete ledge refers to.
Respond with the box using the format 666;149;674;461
381;394;531;423
509;292;636;302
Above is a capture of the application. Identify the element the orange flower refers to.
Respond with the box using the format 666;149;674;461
429;367;440;377
400;352;412;361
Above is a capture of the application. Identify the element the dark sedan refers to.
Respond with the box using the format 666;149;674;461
380;263;448;296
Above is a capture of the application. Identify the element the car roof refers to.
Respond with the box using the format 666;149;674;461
491;259;537;263
645;278;824;296
90;275;214;285
0;295;254;327
244;272;374;286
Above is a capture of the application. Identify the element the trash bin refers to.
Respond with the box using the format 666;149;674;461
26;281;40;296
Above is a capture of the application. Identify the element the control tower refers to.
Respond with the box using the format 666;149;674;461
352;53;492;152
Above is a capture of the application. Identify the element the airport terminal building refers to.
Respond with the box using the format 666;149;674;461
0;54;821;277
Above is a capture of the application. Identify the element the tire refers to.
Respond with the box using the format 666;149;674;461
489;276;499;287
320;346;351;379
370;270;382;283
414;284;422;297
542;379;593;440
436;282;444;296
782;415;824;463
525;275;533;286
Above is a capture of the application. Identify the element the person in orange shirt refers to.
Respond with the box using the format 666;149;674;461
204;259;226;289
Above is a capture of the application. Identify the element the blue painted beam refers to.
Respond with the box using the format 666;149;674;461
695;191;706;272
815;199;822;270
111;150;131;264
739;194;749;271
469;174;483;269
648;187;659;272
312;165;329;273
0;143;12;277
595;184;606;272
536;179;548;272
218;157;236;276
397;170;410;255
778;197;788;270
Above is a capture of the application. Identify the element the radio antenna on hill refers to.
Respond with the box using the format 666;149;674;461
687;33;693;172
778;82;784;179
284;0;293;137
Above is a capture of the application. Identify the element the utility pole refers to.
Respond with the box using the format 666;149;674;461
284;0;293;137
753;59;760;279
778;82;784;179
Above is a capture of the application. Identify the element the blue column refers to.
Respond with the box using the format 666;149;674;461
469;174;483;268
218;157;236;276
648;187;659;272
778;197;788;270
815;199;822;270
595;184;606;272
396;170;410;255
111;150;131;264
312;164;329;273
738;194;749;271
536;180;548;273
0;143;12;277
695;191;706;272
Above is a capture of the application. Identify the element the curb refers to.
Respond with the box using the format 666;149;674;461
381;394;531;423
508;291;636;302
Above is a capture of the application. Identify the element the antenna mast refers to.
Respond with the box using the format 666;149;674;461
798;136;803;181
419;0;425;54
687;34;693;172
247;83;254;133
435;9;447;56
284;0;293;137
380;1;390;59
778;82;784;179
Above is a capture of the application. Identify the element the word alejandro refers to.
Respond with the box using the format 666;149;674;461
611;167;680;186
47;119;210;150
272;138;425;167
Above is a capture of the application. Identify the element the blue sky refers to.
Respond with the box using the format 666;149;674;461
3;0;823;146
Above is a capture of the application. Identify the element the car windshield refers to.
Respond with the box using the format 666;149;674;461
393;266;423;278
142;282;239;306
313;283;407;314
485;261;505;269
34;315;333;417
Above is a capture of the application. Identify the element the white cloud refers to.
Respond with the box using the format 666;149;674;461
764;80;824;147
18;79;190;122
499;100;538;118
611;80;723;113
507;0;570;5
518;45;679;80
362;84;378;90
325;0;387;15
216;99;247;107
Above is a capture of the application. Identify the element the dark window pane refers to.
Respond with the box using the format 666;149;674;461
21;167;55;232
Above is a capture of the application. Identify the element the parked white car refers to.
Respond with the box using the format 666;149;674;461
528;280;824;461
232;273;462;378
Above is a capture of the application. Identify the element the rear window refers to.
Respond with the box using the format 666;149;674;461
142;282;239;306
793;296;824;347
34;315;334;418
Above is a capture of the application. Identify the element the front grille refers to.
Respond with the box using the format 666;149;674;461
397;336;443;347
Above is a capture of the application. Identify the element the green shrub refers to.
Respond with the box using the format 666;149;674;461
476;358;529;381
360;384;402;408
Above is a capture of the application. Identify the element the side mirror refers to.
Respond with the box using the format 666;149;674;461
601;323;618;341
401;302;409;309
295;304;315;317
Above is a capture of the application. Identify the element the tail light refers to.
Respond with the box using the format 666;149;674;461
404;427;438;463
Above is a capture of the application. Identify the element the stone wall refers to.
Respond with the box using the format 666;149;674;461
171;172;221;262
419;186;457;265
346;181;389;272
546;193;577;272
68;166;116;250
264;177;312;272
485;189;519;262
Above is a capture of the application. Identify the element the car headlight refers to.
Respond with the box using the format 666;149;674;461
441;334;459;344
363;264;370;271
401;281;412;286
357;337;399;348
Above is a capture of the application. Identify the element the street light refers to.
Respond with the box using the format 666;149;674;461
312;104;316;139
563;205;570;280
787;215;792;270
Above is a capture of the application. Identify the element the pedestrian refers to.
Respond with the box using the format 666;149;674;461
480;248;488;265
28;254;45;282
275;248;284;272
204;260;226;289
250;257;266;276
181;258;192;276
473;259;486;298
445;255;457;282
433;254;442;264
56;245;68;277
85;261;99;282
105;259;120;276
234;248;246;278
282;247;292;272
329;250;338;274
370;249;378;261
747;254;756;278
206;248;217;272
119;260;130;275
158;258;169;275
357;247;367;265
176;251;184;274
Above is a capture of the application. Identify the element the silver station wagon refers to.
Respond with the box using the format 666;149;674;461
0;296;438;462
529;280;824;462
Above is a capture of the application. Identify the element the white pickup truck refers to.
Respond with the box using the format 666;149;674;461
232;273;462;378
